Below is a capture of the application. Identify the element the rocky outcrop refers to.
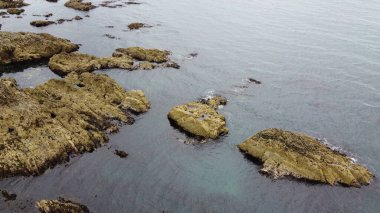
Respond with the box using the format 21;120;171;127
238;128;374;187
49;52;134;75
6;8;24;15
48;47;180;75
64;0;96;11
0;32;79;65
30;20;56;27
0;73;150;178
113;47;170;63
168;96;228;139
36;198;90;213
128;22;145;30
0;0;28;9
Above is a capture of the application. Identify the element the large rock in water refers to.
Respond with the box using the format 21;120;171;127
238;128;374;187
64;0;96;11
0;32;79;65
36;198;90;213
0;0;28;9
168;97;229;139
0;73;150;178
48;52;134;75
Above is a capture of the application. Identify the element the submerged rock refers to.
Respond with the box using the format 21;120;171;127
1;190;17;201
113;47;170;63
64;0;96;11
0;31;79;65
30;20;56;27
238;128;374;187
36;198;90;213
0;73;149;178
0;0;28;9
49;52;134;75
168;98;229;139
114;149;128;158
6;8;24;15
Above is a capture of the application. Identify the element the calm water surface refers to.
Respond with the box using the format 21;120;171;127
0;0;380;212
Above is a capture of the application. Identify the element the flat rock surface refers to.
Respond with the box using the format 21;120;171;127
0;31;79;65
0;73;150;178
238;128;374;187
36;198;90;213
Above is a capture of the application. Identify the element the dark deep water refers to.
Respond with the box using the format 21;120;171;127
1;0;380;212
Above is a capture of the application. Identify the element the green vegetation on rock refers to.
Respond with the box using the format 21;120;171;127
238;128;374;187
0;73;149;178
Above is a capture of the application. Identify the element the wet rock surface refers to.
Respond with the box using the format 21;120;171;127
0;0;28;9
114;149;128;158
128;22;145;30
0;32;79;65
113;47;170;63
168;96;229;139
0;72;150;178
48;52;134;75
6;8;24;15
238;128;374;187
30;20;56;27
64;0;96;11
36;198;90;213
1;190;17;201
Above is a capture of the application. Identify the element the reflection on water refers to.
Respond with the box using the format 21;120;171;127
1;0;380;212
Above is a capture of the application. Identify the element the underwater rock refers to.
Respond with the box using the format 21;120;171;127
127;22;145;30
0;0;28;9
114;150;128;158
0;73;150;178
1;190;17;201
113;47;170;63
248;78;261;84
238;128;374;187
168;99;229;139
64;0;96;11
48;52;134;75
30;20;56;27
6;8;24;15
36;198;90;213
0;31;79;65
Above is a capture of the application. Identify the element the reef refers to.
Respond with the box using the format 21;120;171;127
0;31;79;65
168;96;228;139
238;128;374;187
6;8;24;15
0;73;150;178
0;0;28;9
64;0;96;11
36;198;90;213
30;20;56;27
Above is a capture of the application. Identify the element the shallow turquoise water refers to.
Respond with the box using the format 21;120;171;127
0;0;380;212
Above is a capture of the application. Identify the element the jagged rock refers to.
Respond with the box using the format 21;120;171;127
238;128;374;187
6;8;24;15
30;20;56;27
49;52;134;75
128;22;145;30
64;0;95;11
0;31;79;65
0;0;28;9
168;98;229;139
0;73;150;178
113;47;170;63
36;198;90;213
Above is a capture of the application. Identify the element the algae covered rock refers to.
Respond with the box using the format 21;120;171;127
128;22;145;30
199;95;227;109
168;98;229;139
48;52;133;75
0;0;28;9
64;0;96;11
238;128;374;187
30;20;56;27
0;72;149;178
0;31;79;65
6;8;24;15
113;47;170;63
36;198;90;213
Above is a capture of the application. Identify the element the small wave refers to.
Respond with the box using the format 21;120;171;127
316;137;358;163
